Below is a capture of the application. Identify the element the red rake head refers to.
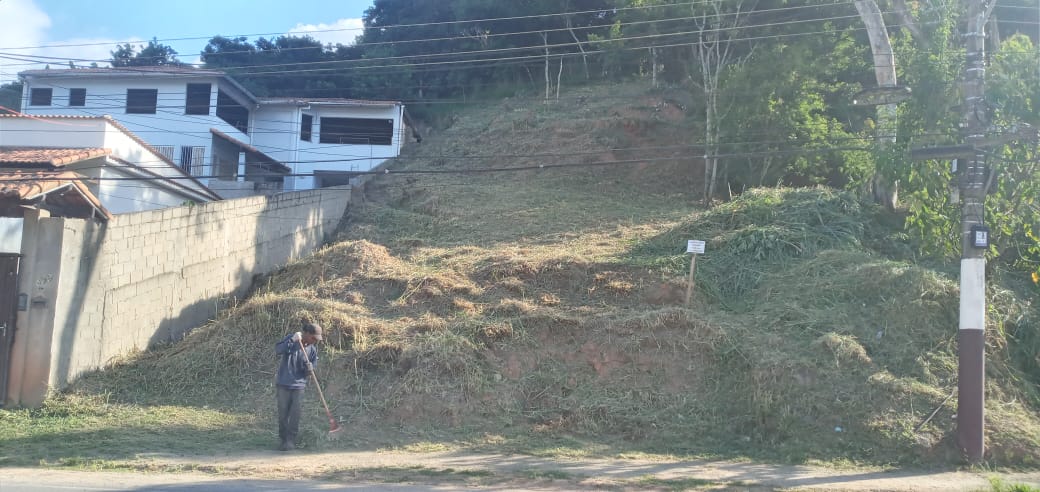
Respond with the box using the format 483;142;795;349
327;418;344;438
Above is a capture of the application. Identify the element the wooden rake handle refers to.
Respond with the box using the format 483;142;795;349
302;347;338;429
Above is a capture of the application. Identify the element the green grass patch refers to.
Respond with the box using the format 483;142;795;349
989;477;1040;492
629;475;722;491
0;394;267;466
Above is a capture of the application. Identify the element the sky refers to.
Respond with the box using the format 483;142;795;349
0;0;375;82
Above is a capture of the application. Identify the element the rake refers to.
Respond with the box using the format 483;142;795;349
303;352;343;439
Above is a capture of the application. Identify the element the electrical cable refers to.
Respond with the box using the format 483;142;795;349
0;146;880;184
3;10;911;76
0;0;837;51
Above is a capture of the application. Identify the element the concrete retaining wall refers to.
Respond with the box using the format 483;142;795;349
5;186;350;407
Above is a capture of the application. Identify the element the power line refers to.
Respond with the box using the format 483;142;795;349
0;0;790;52
0;146;886;185
0;2;858;69
3;10;896;76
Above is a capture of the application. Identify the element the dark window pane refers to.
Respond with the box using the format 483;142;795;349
300;114;313;142
185;83;211;115
68;88;86;107
126;89;158;114
216;90;249;133
319;117;393;145
30;88;52;106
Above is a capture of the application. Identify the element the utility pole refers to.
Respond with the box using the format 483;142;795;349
957;0;991;464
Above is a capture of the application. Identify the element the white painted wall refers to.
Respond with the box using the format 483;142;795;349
252;105;299;188
19;74;253;179
0;116;216;212
61;158;200;214
0;217;21;253
254;103;404;190
19;72;409;192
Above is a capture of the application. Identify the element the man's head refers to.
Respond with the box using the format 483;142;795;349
302;322;323;345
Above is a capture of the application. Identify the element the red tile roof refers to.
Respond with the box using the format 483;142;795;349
19;66;225;76
0;147;111;167
0;115;221;201
0;114;102;120
0;168;110;219
258;97;402;106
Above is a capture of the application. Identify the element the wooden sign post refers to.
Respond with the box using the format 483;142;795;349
685;240;705;305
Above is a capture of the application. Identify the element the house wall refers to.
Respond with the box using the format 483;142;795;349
18;76;409;192
19;76;252;178
5;185;351;407
253;104;404;190
0;218;20;253
59;157;197;214
0;116;215;204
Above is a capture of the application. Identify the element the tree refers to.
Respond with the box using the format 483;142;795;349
689;0;754;204
0;82;22;113
111;38;181;67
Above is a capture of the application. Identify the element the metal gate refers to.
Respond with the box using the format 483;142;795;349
0;254;20;406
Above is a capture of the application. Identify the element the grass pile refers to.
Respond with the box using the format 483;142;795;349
3;81;1039;470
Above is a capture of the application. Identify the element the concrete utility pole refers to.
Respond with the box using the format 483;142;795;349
854;0;900;210
957;0;992;464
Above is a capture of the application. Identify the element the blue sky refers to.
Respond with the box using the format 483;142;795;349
0;0;376;81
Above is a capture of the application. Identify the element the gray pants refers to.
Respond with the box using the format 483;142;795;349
277;386;305;443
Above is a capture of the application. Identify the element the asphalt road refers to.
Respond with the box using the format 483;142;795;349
0;475;534;492
1;469;561;492
4;453;1040;492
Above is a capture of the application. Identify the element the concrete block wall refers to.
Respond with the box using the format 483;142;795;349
7;186;350;406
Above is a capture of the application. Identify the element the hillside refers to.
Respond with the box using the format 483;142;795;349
9;81;1040;469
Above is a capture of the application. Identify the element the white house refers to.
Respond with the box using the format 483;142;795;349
18;67;412;195
0;114;223;253
0;114;220;215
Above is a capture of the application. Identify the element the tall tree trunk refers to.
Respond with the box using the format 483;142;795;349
691;0;753;206
542;32;551;102
652;47;659;88
556;56;564;100
566;17;590;80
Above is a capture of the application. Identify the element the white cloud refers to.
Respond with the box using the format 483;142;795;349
288;18;364;47
0;0;144;82
0;0;51;81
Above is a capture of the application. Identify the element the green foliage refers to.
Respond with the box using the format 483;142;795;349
633;187;867;300
201;35;346;97
989;477;1040;492
718;28;873;190
0;82;21;113
111;38;181;67
903;31;1040;283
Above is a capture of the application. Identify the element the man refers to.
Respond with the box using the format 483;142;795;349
274;322;323;451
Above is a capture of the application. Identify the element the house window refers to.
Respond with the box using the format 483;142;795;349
319;117;394;145
68;88;86;107
153;145;176;162
215;90;249;133
300;114;313;142
126;89;158;114
180;146;206;176
29;88;52;106
185;83;211;115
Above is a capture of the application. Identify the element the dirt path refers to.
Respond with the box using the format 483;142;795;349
27;449;1038;491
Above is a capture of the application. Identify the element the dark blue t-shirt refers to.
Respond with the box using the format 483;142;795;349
275;334;318;389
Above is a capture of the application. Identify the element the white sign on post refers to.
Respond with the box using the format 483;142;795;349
684;240;705;305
